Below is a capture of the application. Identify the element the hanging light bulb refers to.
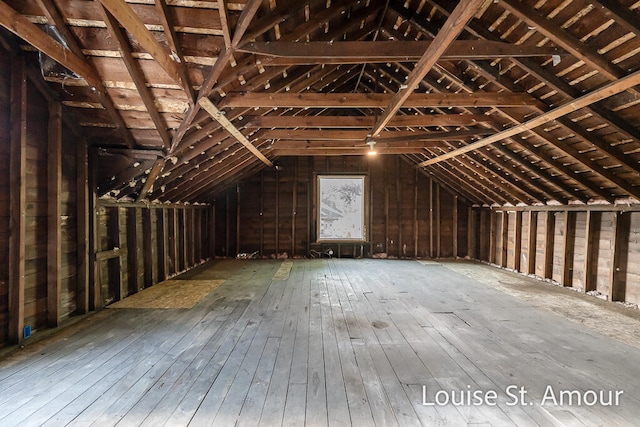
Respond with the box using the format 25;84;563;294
367;139;377;156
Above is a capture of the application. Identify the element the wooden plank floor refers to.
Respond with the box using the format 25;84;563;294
2;259;640;426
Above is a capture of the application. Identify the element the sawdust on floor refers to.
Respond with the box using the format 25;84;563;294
107;279;225;309
441;260;640;350
273;260;293;280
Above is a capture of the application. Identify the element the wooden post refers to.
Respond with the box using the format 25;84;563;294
514;211;522;272
543;211;556;280
292;159;298;257
76;138;90;313
47;101;62;327
90;151;101;310
126;208;138;294
583;210;597;292
275;170;279;255
526;211;538;275
260;171;265;256
435;185;441;258
396;157;402;258
452;196;458;258
467;207;475;259
118;207;127;299
209;205;216;259
429;178;434;258
561;210;576;287
489;210;496;264
414;169;419;258
500;211;508;267
610;212;630;302
163;208;171;276
9;58;27;344
236;185;241;255
384;185;390;254
142;208;153;288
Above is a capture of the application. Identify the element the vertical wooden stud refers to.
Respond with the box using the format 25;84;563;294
260;171;265;256
236;185;241;255
526;210;537;275
76;138;90;314
428;178;434;258
47;102;62;327
500;211;508;267
292;159;298;257
9;58;27;344
435;185;441;258
543;211;556;279
561;210;576;287
467;207;475;260
209;205;216;259
452;196;458;258
583;210;596;292
275;169;279;255
126;207;138;295
514;211;523;272
414;169;419;258
610;212;630;302
142;208;153;288
489;210;496;264
396;157;402;258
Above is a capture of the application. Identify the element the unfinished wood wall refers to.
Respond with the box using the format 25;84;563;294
0;48;212;347
0;51;88;347
213;156;470;259
477;208;640;305
0;46;10;346
92;203;210;309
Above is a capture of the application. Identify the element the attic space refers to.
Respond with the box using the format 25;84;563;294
2;0;640;424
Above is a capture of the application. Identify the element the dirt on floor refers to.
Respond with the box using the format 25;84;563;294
441;259;640;350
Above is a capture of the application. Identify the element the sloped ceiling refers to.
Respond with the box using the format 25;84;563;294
2;0;640;206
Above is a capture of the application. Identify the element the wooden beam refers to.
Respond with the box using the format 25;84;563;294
240;40;564;64
418;67;640;166
99;6;172;150
243;114;493;128
199;97;273;167
137;159;167;202
31;0;136;148
154;0;195;101
256;128;492;142
9;58;27;344
98;0;192;97
0;2;93;84
230;0;263;48
370;0;484;137
47;102;62;327
221;92;539;109
168;0;262;152
217;0;232;49
500;0;626;82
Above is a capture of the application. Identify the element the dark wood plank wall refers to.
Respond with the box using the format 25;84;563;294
478;207;640;305
213;156;469;259
0;48;10;346
0;49;84;346
93;203;210;309
0;46;212;347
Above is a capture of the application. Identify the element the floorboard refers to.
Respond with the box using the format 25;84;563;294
1;259;640;426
